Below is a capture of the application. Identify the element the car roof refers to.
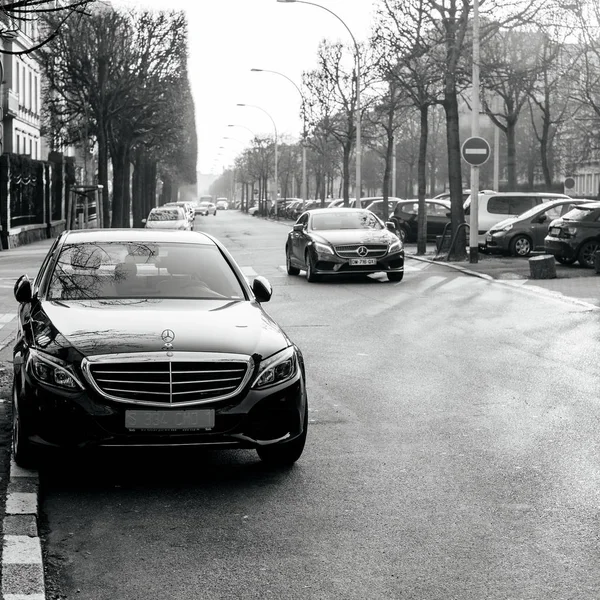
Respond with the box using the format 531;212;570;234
480;192;570;197
576;201;600;209
62;229;216;246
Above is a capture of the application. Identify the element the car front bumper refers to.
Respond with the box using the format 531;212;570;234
312;249;404;275
544;236;577;260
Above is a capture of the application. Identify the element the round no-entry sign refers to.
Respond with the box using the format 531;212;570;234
461;136;491;166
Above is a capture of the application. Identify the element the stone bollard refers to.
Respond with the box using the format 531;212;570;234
594;250;600;274
529;255;557;279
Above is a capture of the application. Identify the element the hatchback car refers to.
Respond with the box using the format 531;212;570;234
143;206;191;230
198;201;217;216
164;201;195;228
12;229;308;467
483;199;587;256
216;198;229;210
286;208;404;282
544;201;600;267
389;199;451;242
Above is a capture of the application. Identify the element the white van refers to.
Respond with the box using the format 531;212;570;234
464;192;572;243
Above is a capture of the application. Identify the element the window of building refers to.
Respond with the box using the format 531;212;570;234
34;141;38;159
34;76;37;114
29;138;32;156
16;135;20;154
16;62;19;103
586;174;593;194
28;71;32;111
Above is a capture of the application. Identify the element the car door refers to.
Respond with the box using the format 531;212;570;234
292;213;310;262
427;201;451;237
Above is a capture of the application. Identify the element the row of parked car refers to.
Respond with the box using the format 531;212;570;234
263;192;600;269
141;197;231;231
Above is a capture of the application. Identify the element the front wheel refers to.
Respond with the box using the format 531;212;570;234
387;271;404;282
510;235;532;257
286;247;300;275
257;405;308;467
578;240;599;268
12;382;37;469
305;252;319;282
555;255;576;265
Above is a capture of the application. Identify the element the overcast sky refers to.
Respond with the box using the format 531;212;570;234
115;0;377;175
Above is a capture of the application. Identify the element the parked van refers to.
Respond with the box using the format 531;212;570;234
463;192;572;243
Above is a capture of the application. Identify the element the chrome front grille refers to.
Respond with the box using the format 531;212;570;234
334;244;389;258
83;353;252;406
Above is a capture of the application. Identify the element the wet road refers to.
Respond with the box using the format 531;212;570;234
34;213;600;599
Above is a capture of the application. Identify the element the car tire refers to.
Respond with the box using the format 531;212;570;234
396;225;409;242
555;255;577;265
577;240;599;268
387;271;404;282
305;251;319;282
286;248;300;275
12;382;37;469
256;404;308;467
510;235;532;257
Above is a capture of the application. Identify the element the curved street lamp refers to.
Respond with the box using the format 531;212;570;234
277;0;361;204
227;124;257;139
251;68;308;211
236;103;279;219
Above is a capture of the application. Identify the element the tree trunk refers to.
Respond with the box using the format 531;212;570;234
111;144;125;228
506;119;517;190
417;105;429;256
342;143;351;206
132;149;143;228
97;125;110;227
443;86;467;261
123;148;132;227
540;115;552;188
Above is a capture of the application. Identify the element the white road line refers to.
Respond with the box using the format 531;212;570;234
413;275;448;293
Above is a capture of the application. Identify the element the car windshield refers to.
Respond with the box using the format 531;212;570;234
148;209;182;221
311;211;383;231
562;207;597;221
46;242;246;301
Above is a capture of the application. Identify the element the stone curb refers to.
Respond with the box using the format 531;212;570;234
407;254;600;311
2;460;45;600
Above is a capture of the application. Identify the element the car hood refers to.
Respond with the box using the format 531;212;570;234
311;229;395;245
32;299;290;360
489;216;518;231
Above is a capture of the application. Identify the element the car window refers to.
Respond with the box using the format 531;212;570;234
560;203;581;215
487;197;510;214
427;202;449;217
46;242;246;301
542;205;563;220
148;208;183;221
509;197;537;214
311;211;383;231
296;213;309;227
398;202;418;216
562;207;597;221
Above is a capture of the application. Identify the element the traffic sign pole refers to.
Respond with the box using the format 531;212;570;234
470;0;481;264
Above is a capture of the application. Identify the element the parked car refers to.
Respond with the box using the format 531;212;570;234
364;198;404;220
216;198;229;210
327;198;374;209
290;200;320;220
164;201;195;228
389;199;452;242
464;192;571;244
248;204;260;216
11;229;308;467
143;206;191;230
285;208;404;282
284;200;304;219
434;189;496;202
544;201;600;267
483;199;588;257
197;201;217;216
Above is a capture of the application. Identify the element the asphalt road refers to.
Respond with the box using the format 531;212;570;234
5;213;600;599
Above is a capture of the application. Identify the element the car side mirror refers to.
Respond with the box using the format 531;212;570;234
385;221;396;232
537;214;547;223
293;223;304;232
14;275;32;303
252;276;272;303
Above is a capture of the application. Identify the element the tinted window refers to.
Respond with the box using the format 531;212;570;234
542;205;563;220
397;202;418;216
46;242;245;301
311;211;383;231
148;209;183;221
487;197;510;214
428;202;450;217
509;197;537;215
562;207;597;221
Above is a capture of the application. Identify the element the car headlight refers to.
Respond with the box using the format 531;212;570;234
252;346;298;389
388;238;403;252
26;348;83;390
313;241;334;255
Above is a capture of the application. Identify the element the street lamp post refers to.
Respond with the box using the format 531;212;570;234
277;0;361;205
469;0;481;264
237;103;279;219
251;68;308;212
227;124;256;139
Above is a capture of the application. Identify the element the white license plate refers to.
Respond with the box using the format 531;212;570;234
349;258;377;266
125;409;215;431
550;227;561;236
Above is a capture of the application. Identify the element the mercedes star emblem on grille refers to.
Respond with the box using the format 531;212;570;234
357;246;368;257
161;329;175;344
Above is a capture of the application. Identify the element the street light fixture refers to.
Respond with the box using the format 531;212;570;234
227;124;256;139
251;68;308;211
277;0;361;205
236;103;279;219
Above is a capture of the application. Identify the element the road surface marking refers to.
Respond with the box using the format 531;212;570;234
0;314;16;324
413;275;448;293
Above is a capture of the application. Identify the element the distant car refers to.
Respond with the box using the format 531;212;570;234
285;208;404;282
143;206;191;230
464;192;571;244
389;199;451;242
216;198;229;210
483;199;588;257
364;198;404;220
248;205;260;216
164;201;195;227
197;201;217;216
434;189;496;202
327;198;374;209
544;201;600;267
11;228;308;467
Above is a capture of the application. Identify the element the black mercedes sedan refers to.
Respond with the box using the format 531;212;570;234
285;208;404;282
12;229;307;467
